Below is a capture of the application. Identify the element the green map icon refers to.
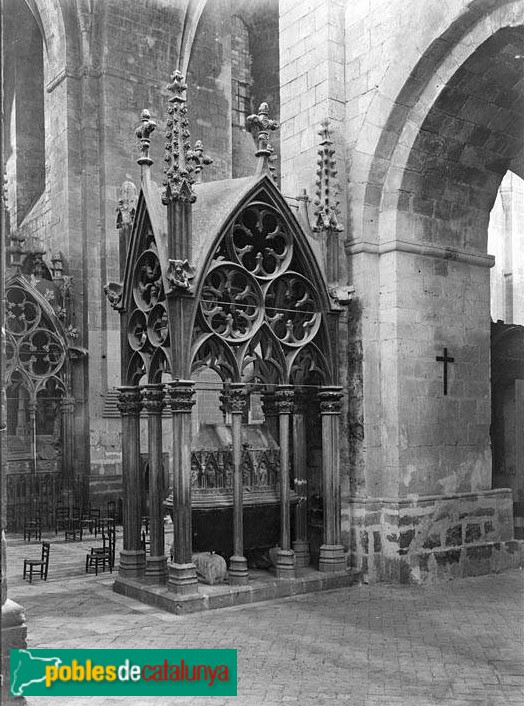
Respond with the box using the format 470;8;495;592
11;649;62;696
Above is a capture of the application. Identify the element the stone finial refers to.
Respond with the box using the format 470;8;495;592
246;102;279;175
313;119;343;233
162;70;196;205
116;179;138;229
189;140;213;184
135;109;157;166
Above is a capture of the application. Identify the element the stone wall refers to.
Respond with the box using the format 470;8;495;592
344;489;523;583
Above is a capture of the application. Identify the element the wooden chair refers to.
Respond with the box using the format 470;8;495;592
86;525;115;575
23;517;42;542
64;518;83;541
81;508;100;536
55;506;70;535
23;541;50;582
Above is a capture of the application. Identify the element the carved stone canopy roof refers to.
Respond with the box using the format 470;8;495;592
128;173;330;304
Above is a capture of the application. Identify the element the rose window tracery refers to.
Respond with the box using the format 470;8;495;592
200;265;264;342
265;273;321;347
5;284;67;384
224;203;292;279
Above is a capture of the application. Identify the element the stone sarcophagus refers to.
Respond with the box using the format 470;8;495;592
165;423;298;558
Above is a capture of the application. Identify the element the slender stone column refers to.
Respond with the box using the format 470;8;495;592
227;383;248;585
275;385;295;578
166;380;198;595
142;384;168;583
60;396;75;482
117;386;146;578
261;388;278;442
318;386;346;572
292;392;310;567
28;399;37;476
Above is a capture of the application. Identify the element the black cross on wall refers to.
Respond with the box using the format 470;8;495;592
436;348;455;395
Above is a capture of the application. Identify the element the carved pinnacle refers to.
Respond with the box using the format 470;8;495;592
313;119;343;233
162;70;196;204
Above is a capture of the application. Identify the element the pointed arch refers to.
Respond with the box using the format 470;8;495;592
191;333;240;382
190;175;336;388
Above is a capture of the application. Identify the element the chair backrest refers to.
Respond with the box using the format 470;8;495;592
56;507;69;520
107;500;116;517
41;542;50;563
90;508;101;519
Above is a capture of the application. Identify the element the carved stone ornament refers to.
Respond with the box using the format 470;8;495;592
329;284;355;307
189;140;213;184
166;258;195;292
226;384;247;414
104;282;124;310
318;386;343;415
116;387;143;416
274;386;295;415
165;381;195;414
246;102;279;172
116;180;138;228
142;384;165;415
135;109;157;165
162;70;196;204
313;119;343;233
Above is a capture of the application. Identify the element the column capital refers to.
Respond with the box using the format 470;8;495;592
165;380;195;413
142;383;165;415
117;386;143;417
222;382;247;414
274;385;295;415
318;386;344;415
60;396;75;413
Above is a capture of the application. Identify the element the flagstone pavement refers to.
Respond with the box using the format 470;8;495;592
5;530;524;706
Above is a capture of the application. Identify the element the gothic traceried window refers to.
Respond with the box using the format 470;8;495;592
231;16;253;129
5;279;68;468
191;195;331;391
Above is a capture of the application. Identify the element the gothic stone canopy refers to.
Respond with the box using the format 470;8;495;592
116;173;338;389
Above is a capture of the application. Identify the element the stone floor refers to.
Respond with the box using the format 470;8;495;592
5;530;524;705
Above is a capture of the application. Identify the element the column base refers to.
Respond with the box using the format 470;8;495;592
228;555;248;585
118;549;146;578
275;549;296;579
319;544;346;573
145;555;168;584
167;562;199;596
292;539;310;567
2;599;28;705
